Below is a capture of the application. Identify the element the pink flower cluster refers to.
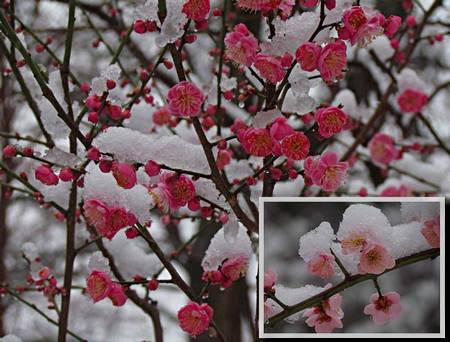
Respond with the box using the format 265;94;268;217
83;199;137;240
315;106;348;138
85;270;127;306
225;23;259;67
202;255;249;289
149;172;197;212
338;6;401;47
167;81;205;117
296;40;347;84
303;293;344;333
340;232;395;275
177;301;213;337
304;151;349;192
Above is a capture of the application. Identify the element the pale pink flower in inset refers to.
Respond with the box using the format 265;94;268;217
340;231;371;255
167;81;205;117
307;252;335;279
364;291;402;325
358;243;395;275
368;133;398;165
86;270;113;303
264;269;277;290
254;54;285;84
421;217;440;248
397;89;428;113
177;301;214;337
303;294;344;333
264;301;275;321
315;106;348;138
295;42;322;72
225;24;259;66
318;40;347;84
280;132;310;160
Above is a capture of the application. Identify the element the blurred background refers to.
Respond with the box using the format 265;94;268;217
263;201;441;334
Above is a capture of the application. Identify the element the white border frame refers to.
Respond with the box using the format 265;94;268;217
258;197;445;339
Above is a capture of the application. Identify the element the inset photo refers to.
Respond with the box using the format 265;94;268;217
259;197;444;338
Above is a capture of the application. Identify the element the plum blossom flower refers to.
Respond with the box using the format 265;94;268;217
295;42;322;72
368;133;398;165
254;54;285;84
182;0;210;21
167;81;205;117
264;301;275;321
307;252;335;279
241;127;274;157
150;172;196;212
304;152;349;192
177;301;214;337
421;217;440;248
108;283;127;306
152;106;172;125
364;291;402;325
224;24;259;66
340;231;372;255
84;199;110;230
315;106;348;138
303;294;344;333
237;0;283;12
111;162;137;189
264;269;277;291
35;165;59;186
281;132;310;160
86;270;113;303
358;243;395;275
220;255;249;288
384;15;402;38
318;40;347;84
397;89;428;113
380;184;412;197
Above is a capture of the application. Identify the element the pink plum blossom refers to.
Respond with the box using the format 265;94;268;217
35;165;59;186
397;89;428;113
220;255;249;288
152;106;172;126
111;161;137;189
340;6;385;47
182;0;210;21
295;42;322;72
84;199;110;230
86;270;113;303
304;152;349;192
340;231;372;255
254;54;285;84
281;132;310;160
384;15;402;38
307;252;335;279
108;283;127;306
358;243;395;275
264;269;277;290
264;301;275;321
368;133;398;165
380;184;412;196
224;24;259;66
364;291;402;325
315;106;348;138
303;294;344;333
270;117;294;141
318;40;347;84
177;301;214;337
150;172;196;212
421;217;440;248
241;127;274;157
167;81;205;117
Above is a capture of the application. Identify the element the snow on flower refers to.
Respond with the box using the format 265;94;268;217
397;89;428;113
202;225;252;288
315;106;348;138
225;23;259;66
304;151;349;192
303;294;344;333
368;133;398;165
318;40;347;84
281;132;310;160
363;291;402;325
254;54;285;83
167;81;205;117
177;301;213;337
299;221;335;262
